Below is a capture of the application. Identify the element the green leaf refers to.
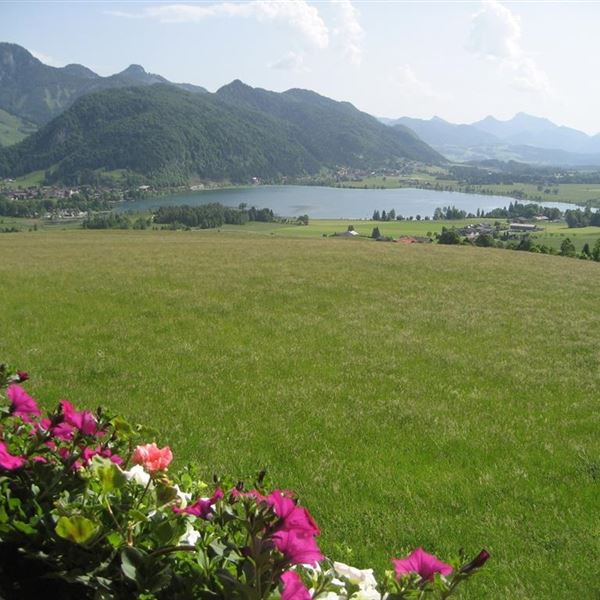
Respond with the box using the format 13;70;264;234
91;456;126;493
55;515;99;544
121;547;145;583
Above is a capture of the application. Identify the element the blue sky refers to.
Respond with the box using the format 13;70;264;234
2;1;600;133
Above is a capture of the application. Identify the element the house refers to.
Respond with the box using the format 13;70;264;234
509;223;537;231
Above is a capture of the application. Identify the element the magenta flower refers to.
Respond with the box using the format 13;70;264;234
0;441;26;470
460;549;490;573
81;446;123;467
60;400;100;436
393;548;453;581
281;570;311;600
273;528;324;566
16;371;29;382
174;488;224;519
7;384;41;421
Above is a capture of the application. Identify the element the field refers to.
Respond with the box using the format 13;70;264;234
0;230;599;599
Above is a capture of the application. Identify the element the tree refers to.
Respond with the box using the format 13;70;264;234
437;227;461;245
560;237;576;257
475;234;494;247
381;210;387;221
592;238;600;262
371;226;381;239
388;208;396;221
582;243;591;257
372;210;380;221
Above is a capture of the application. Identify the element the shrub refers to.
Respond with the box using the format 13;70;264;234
0;365;488;599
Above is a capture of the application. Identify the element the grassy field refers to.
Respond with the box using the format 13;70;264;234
0;231;599;599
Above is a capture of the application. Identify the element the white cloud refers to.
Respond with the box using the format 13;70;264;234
467;0;550;94
30;49;62;67
332;0;364;66
392;64;436;99
268;51;308;72
110;1;329;49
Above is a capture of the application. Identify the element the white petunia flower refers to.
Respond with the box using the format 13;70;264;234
333;562;378;590
179;520;201;546
122;464;152;487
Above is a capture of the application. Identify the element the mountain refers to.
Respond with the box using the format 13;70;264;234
0;42;207;143
390;116;499;147
383;113;600;166
471;113;600;154
0;83;444;184
216;80;442;168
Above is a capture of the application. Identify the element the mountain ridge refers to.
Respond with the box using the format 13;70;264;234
0;82;444;184
383;113;600;166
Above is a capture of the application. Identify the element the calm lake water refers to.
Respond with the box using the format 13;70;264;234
119;185;578;219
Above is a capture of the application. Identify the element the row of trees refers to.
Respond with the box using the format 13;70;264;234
564;206;600;228
153;203;278;229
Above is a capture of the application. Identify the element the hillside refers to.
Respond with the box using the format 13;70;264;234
0;108;37;146
0;42;207;133
0;230;598;600
0;83;444;184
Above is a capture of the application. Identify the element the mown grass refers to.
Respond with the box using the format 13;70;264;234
0;231;599;599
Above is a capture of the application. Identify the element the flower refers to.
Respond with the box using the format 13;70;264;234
333;562;378;590
460;549;490;574
123;464;152;487
392;547;452;581
268;490;320;535
281;570;311;600
16;371;29;382
0;441;26;470
60;400;99;436
174;488;223;519
81;446;123;467
131;442;173;472
7;384;41;420
273;527;324;566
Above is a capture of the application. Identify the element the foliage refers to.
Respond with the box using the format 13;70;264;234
0;82;443;185
437;227;462;245
0;366;486;599
564;205;600;228
153;203;275;229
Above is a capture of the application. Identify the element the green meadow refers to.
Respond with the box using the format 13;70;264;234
0;230;599;599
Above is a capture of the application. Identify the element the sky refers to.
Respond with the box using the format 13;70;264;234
2;1;600;134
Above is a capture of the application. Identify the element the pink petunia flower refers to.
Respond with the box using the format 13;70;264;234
7;385;41;421
132;442;173;472
281;570;311;600
0;441;26;470
174;488;223;518
393;547;453;581
16;371;29;382
81;446;123;467
273;528;324;566
60;400;100;436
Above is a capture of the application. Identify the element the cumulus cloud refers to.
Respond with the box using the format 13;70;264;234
109;1;329;49
467;0;550;94
268;51;308;72
332;0;364;66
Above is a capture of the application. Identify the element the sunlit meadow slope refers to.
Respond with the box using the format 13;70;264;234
0;231;598;599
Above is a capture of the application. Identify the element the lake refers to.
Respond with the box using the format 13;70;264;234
119;185;579;219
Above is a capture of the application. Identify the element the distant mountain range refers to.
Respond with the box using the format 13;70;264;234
381;113;600;166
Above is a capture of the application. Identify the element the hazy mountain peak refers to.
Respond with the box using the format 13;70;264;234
61;63;98;79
